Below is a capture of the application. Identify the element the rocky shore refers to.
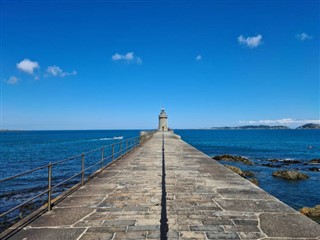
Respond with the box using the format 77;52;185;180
212;154;253;165
300;205;320;218
224;164;258;185
272;170;309;180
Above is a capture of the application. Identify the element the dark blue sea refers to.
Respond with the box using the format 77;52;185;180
0;129;319;229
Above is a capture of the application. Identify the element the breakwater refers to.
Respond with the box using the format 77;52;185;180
1;131;320;239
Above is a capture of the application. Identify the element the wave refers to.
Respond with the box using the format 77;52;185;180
89;137;123;141
89;138;113;141
113;136;123;140
48;136;125;145
276;158;296;162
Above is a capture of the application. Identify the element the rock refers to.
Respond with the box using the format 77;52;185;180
269;159;280;162
249;178;259;186
308;167;320;172
224;165;258;185
283;160;301;164
309;159;320;164
272;170;309;180
224;165;246;177
300;205;320;217
262;163;281;168
224;165;254;178
243;170;255;177
213;154;253;165
268;159;301;164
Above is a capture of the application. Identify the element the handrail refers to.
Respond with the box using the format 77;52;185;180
0;164;49;183
51;153;84;166
0;136;137;183
0;135;141;232
51;172;82;190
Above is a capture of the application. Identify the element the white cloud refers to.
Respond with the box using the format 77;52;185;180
46;65;77;77
111;52;142;64
238;34;262;48
64;70;77;77
239;118;320;126
195;55;202;61
47;65;63;76
111;53;122;61
6;76;18;85
16;58;40;74
296;32;313;41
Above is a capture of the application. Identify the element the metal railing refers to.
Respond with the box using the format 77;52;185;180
0;135;141;231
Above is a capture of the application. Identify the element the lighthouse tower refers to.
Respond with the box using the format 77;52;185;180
158;109;168;131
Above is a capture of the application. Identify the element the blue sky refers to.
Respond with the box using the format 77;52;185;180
1;0;319;130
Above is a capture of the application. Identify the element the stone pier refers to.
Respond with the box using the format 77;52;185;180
3;131;320;239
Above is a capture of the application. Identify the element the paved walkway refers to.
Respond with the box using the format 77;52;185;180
5;131;320;239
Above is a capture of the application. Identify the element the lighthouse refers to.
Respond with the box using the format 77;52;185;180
158;109;168;131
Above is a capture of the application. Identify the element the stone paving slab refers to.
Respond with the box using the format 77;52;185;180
3;131;320;239
8;228;86;240
164;131;320;239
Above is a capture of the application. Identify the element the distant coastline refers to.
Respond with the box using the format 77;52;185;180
210;123;320;130
0;129;24;132
296;123;320;129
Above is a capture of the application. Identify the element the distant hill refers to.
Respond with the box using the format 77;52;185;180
296;123;320;129
211;125;290;130
0;129;24;132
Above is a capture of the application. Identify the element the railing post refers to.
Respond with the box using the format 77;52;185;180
101;147;104;171
112;144;114;161
126;140;128;150
48;163;52;211
81;153;85;186
120;142;123;157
